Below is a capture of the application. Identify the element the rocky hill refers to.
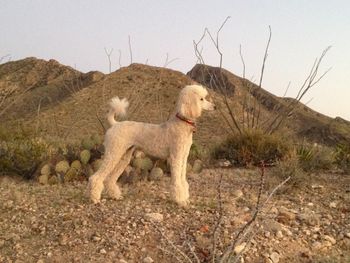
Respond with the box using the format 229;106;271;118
0;57;349;146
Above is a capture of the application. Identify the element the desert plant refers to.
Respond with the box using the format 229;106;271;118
212;129;292;166
297;143;334;172
334;143;350;173
0;127;48;179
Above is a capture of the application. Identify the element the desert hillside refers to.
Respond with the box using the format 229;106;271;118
1;57;349;147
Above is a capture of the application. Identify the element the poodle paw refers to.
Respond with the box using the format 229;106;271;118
176;199;190;208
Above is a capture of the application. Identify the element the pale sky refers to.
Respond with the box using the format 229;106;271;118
1;0;349;120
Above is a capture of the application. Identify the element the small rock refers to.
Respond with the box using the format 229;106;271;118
143;256;154;263
264;231;271;238
277;207;296;224
119;260;128;263
100;248;107;254
345;233;350;239
323;235;336;245
234;242;246;255
217;159;231;167
329;202;337;208
47;252;52;257
145;213;163;222
276;230;283;239
233;189;243;199
269;252;280;263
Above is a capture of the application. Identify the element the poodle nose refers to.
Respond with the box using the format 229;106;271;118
214;105;217;110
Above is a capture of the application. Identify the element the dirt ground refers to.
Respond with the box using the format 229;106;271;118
0;168;349;263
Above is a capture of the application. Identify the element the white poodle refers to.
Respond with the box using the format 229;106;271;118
88;84;215;206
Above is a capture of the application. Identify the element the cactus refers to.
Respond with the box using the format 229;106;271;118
91;134;103;146
38;173;49;185
71;160;82;171
80;149;91;165
40;164;51;176
132;157;153;171
81;137;95;150
48;175;59;185
92;159;103;172
55;160;70;174
64;167;78;182
85;164;94;177
192;159;203;174
149;167;164;181
156;159;170;173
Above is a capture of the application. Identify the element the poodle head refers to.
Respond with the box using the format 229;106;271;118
176;85;215;119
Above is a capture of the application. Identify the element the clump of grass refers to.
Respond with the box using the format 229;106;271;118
297;142;334;172
0;127;49;179
334;143;350;173
211;130;292;166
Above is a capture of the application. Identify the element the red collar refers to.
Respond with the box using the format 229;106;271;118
175;113;196;132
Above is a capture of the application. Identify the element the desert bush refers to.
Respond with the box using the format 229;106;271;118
297;142;334;172
0;127;48;179
334;143;350;173
269;151;305;192
211;130;292;166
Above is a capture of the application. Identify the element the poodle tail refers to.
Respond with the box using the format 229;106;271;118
107;96;129;125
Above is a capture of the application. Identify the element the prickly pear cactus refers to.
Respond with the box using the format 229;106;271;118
64;167;78;182
71;160;82;171
81;138;95;150
38;173;49;185
80;149;91;165
132;157;153;171
48;175;59;185
149;167;164;181
55;160;70;174
192;159;203;174
91;134;103;146
40;164;51;176
92;159;103;172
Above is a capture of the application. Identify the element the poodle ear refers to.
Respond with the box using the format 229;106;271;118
178;91;201;119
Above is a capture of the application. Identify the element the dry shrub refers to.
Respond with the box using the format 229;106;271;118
269;151;305;192
334;143;350;173
297;143;335;172
0;127;48;179
212;130;292;166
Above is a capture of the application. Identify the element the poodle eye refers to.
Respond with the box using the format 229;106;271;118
200;98;204;101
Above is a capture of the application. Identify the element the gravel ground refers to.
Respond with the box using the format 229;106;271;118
0;168;349;263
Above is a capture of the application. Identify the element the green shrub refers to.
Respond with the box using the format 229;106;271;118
297;143;334;172
212;130;292;166
0;128;48;179
334;143;350;173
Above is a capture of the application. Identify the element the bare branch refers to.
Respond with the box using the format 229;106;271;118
118;49;122;68
104;47;113;73
128;35;133;65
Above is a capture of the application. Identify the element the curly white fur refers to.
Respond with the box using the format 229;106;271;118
87;85;215;207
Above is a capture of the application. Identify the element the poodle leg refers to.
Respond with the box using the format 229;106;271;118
169;155;189;207
88;146;127;204
104;147;135;200
181;156;190;202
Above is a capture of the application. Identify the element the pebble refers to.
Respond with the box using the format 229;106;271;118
276;230;283;239
145;212;163;222
143;256;154;263
100;248;107;254
269;252;280;263
233;189;243;199
234;242;246;254
329;202;337;208
323;235;336;245
345;233;350;239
